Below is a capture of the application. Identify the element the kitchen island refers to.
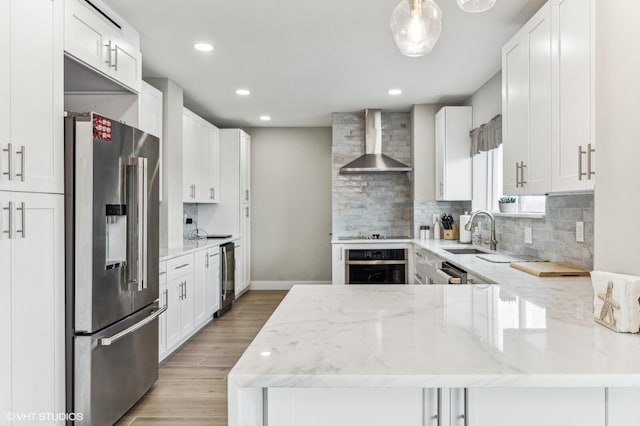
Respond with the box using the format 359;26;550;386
228;281;640;426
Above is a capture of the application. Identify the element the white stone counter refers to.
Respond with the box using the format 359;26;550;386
229;284;640;389
159;236;240;261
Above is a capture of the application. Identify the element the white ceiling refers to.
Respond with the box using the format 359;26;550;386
103;0;545;127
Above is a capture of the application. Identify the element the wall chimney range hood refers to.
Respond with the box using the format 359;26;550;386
339;109;412;174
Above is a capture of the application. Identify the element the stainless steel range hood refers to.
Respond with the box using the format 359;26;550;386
339;109;412;174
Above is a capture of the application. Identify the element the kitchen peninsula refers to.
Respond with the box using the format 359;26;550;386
229;273;640;425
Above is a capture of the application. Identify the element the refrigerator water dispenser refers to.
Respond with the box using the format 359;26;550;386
105;204;127;269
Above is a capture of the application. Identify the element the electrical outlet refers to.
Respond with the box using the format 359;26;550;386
186;217;193;225
576;221;584;242
524;227;533;244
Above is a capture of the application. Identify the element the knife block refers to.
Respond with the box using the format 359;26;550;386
443;224;459;240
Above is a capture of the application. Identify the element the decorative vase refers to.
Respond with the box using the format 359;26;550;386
498;202;517;213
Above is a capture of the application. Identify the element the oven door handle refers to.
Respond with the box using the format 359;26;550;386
346;260;407;266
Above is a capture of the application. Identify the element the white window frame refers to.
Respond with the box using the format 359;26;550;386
472;145;545;215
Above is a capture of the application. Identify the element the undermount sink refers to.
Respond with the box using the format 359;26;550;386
443;248;489;255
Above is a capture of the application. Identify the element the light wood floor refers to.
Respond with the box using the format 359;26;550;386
117;290;287;426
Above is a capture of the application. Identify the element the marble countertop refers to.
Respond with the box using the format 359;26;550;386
229;284;640;388
159;236;240;261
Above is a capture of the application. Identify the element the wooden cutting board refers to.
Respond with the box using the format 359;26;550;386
510;262;591;277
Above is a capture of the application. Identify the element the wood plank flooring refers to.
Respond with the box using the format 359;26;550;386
117;290;287;426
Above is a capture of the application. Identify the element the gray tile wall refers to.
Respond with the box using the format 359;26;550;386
475;194;594;269
332;112;413;237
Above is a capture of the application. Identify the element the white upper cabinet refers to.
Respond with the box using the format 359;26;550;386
435;106;473;201
502;2;552;196
182;108;220;204
551;0;595;192
207;125;220;203
64;0;142;93
0;0;64;195
240;130;251;203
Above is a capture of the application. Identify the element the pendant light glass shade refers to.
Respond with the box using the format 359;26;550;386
456;0;496;13
390;0;443;57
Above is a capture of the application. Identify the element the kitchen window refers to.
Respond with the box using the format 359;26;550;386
473;145;546;215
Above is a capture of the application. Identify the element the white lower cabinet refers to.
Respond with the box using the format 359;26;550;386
0;192;65;422
179;274;195;338
160;247;222;361
235;242;247;296
194;247;221;327
607;388;640;426
266;387;622;426
331;244;345;285
268;388;426;426
165;275;182;353
467;388;605;426
163;254;195;354
158;261;168;360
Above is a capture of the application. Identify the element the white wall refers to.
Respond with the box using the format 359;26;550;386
146;78;184;249
593;1;640;274
464;71;502;211
248;128;332;283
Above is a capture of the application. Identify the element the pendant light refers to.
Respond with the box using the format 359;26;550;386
456;0;496;13
390;0;443;57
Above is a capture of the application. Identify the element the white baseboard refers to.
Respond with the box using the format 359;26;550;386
249;281;332;290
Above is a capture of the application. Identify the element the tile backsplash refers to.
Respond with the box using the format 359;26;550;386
414;200;472;237
332;112;413;237
476;194;594;269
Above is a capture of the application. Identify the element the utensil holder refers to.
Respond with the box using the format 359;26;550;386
443;224;459;240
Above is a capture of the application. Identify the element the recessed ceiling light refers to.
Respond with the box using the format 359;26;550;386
193;43;214;52
236;89;251;96
388;89;402;95
260;115;271;121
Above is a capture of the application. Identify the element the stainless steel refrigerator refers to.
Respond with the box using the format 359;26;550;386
64;112;163;425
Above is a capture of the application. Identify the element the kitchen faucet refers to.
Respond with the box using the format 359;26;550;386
465;210;498;251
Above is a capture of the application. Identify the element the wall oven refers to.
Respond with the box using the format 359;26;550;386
346;249;408;284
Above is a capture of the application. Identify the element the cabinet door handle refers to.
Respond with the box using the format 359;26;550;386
2;201;13;239
164;289;168;307
414;273;424;282
104;41;113;67
245;206;249;218
205;252;209;268
515;162;520;187
184;281;187;299
174;263;190;270
113;44;119;71
520;161;527;186
578;145;586;181
3;143;12;181
15;202;25;238
587;143;595;179
440;181;444;196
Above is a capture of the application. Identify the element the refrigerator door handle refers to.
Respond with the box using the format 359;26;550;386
98;305;167;346
127;157;148;291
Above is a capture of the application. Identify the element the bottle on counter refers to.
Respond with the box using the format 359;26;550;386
433;220;441;240
472;226;482;246
419;225;430;240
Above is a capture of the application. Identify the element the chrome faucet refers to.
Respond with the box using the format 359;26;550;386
465;210;498;251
